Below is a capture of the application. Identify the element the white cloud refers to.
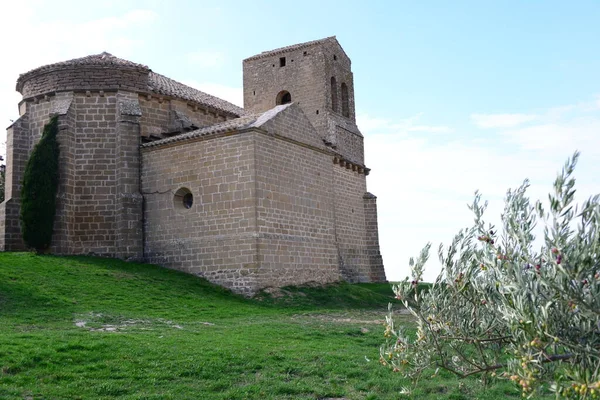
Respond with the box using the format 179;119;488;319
499;118;600;155
471;113;538;128
357;112;453;137
408;125;454;133
363;99;600;283
493;96;600;155
186;50;225;68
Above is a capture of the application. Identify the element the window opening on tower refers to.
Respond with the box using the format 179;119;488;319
341;83;349;117
331;77;338;112
276;90;291;105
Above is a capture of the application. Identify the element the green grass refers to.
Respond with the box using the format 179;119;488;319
0;253;540;399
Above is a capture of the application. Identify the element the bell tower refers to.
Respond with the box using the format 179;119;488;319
243;36;364;165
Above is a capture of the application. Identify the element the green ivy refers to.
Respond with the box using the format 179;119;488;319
20;116;60;252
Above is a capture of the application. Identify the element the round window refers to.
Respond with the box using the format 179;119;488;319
182;192;193;209
174;188;193;211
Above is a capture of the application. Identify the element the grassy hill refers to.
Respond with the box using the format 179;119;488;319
0;253;531;399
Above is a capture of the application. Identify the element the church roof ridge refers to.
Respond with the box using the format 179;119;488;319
141;104;293;149
141;113;260;148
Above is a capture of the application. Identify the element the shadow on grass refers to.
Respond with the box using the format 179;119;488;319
0;253;399;322
0;253;255;322
253;281;398;311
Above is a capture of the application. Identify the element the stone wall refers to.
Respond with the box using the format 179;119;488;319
253;105;340;288
333;162;371;282
53;93;77;253
141;132;259;294
115;94;144;259
364;193;386;281
334;124;364;165
0;116;30;250
65;92;120;254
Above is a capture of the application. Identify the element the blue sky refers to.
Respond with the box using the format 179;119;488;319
1;0;599;281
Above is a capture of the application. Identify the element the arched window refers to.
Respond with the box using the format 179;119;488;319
330;77;338;112
341;83;349;117
276;90;292;105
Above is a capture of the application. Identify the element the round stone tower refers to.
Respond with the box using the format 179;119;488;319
0;53;150;256
1;52;243;256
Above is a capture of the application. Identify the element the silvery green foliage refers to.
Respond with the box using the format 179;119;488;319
381;153;600;398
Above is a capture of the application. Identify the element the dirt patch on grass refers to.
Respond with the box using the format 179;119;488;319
260;286;305;299
110;271;138;280
292;309;412;326
73;312;213;333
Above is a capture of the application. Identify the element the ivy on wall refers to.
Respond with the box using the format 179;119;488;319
20;116;60;252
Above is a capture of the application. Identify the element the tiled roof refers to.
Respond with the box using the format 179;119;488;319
148;72;245;117
16;52;245;117
243;36;337;61
17;52;149;82
142;104;292;148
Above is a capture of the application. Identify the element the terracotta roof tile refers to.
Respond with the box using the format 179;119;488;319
17;52;149;82
148;72;245;117
17;52;245;117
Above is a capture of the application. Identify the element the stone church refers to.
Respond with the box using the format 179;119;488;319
0;36;386;294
